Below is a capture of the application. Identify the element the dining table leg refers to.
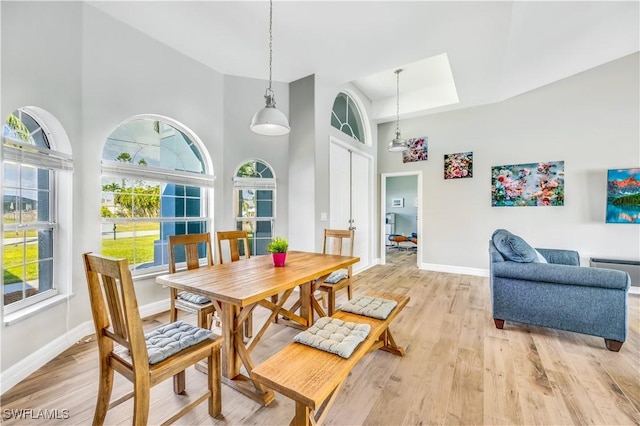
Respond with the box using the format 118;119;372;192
220;303;241;378
298;281;313;327
219;302;275;406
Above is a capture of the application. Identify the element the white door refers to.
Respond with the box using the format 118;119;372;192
329;141;372;273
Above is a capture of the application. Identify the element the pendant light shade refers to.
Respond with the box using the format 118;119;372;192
251;90;290;136
251;0;290;136
387;69;407;152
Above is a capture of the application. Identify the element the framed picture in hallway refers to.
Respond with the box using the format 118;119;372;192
402;137;428;163
391;198;404;208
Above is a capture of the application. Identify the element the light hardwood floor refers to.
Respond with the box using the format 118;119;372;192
2;250;639;425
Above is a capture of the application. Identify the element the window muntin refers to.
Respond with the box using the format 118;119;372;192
101;117;212;274
234;160;276;256
2;110;59;310
331;92;365;143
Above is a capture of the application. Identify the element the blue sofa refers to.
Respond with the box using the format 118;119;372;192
489;229;630;351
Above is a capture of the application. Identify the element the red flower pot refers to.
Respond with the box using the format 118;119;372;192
272;252;286;267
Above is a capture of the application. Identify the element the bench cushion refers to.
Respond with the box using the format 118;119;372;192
145;321;213;364
178;291;211;304
293;317;370;359
340;294;398;319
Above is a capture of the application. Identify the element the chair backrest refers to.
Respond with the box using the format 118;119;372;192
216;230;250;264
322;229;355;257
83;252;149;370
323;229;355;276
168;233;214;273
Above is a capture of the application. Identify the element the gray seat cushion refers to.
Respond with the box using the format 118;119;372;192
178;291;211;304
340;295;398;319
293;317;370;359
324;270;348;284
145;321;213;364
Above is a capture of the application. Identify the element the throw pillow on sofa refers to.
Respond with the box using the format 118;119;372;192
491;229;538;263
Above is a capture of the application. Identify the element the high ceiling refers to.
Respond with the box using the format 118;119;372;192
89;1;639;123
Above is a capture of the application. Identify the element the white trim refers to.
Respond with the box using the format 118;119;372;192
420;263;490;277
0;299;168;395
380;171;423;268
0;320;93;395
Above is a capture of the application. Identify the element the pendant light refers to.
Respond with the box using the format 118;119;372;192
387;69;407;152
250;0;290;136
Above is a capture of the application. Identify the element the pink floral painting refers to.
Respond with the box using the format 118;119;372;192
491;161;564;206
444;152;473;179
402;137;428;163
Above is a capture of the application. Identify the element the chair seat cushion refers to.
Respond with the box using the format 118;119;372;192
178;291;211;304
145;321;213;364
293;317;370;359
340;295;398;319
324;270;348;284
492;229;538;263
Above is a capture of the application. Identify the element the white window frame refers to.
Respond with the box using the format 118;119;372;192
2;106;73;320
331;91;371;145
100;115;214;276
233;160;276;256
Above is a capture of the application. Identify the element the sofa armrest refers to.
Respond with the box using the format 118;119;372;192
492;261;630;290
535;248;580;266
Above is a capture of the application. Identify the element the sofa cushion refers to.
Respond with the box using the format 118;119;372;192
492;229;538;263
534;249;548;264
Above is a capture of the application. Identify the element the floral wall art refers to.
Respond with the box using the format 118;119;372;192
444;152;473;179
402;137;428;163
491;161;565;206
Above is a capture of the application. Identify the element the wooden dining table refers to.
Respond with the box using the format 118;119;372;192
155;250;360;406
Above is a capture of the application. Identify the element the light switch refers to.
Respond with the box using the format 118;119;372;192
320;212;327;221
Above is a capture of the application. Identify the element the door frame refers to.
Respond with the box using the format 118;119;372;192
380;171;423;267
329;136;375;273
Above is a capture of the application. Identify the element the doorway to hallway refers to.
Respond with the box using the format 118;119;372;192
381;171;422;267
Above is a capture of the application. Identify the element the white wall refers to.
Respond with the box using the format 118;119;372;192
378;53;640;271
1;0;83;374
0;2;289;379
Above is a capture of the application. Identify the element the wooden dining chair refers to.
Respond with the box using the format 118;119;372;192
216;230;253;338
316;229;356;315
83;252;223;425
168;233;220;330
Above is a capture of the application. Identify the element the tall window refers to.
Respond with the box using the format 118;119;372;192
331;92;366;143
101;116;214;274
234;160;275;255
2;108;73;312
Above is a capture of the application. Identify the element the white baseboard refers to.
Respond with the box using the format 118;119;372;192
1;321;94;395
420;262;490;277
1;299;169;395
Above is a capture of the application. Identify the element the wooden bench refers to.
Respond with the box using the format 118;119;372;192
250;291;409;426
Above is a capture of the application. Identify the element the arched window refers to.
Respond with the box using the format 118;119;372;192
101;115;214;274
233;160;275;255
331;92;366;143
2;107;73;314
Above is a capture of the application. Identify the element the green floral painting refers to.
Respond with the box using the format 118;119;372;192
491;161;564;207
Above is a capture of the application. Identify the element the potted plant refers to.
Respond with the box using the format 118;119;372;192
267;237;288;267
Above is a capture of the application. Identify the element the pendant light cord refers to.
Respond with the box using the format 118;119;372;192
268;0;273;94
395;69;402;135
